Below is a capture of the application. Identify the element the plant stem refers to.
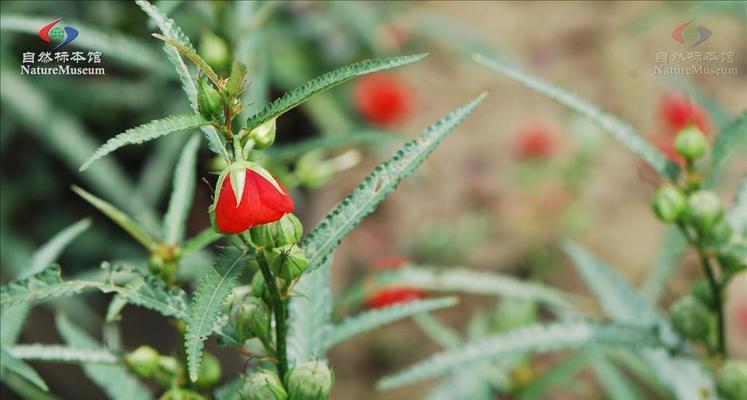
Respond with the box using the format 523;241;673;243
256;249;288;378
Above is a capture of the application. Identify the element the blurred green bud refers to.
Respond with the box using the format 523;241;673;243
686;191;723;233
159;388;205;400
243;370;288;400
706;219;733;245
125;346;160;378
271;245;309;282
154;356;181;388
231;296;270;341
199;31;229;70
295;150;334;189
149;254;177;284
652;185;687;223
250;214;303;249
197;78;223;120
691;278;716;309
717;249;747;275
670;295;711;341
285;361;333;400
251;272;270;302
225;61;248;96
674;125;708;161
249;118;277;150
195;353;221;389
718;360;747;400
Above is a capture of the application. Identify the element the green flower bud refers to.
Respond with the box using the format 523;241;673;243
718;360;747;400
674;125;708;161
195;353;221;389
295;150;334;189
670;296;711;340
249;118;277;150
717;250;747;275
225;61;248;96
159;388;205;400
230;296;270;341
250;214;303;249
691;278;716;309
197;78;223;120
154;356;181;388
686;191;724;233
251;272;270;303
271;245;309;282
199;31;229;70
125;346;160;378
706;219;733;245
652;185;687;223
243;370;288;400
285;361;333;400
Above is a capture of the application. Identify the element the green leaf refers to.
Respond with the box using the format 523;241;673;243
413;313;461;349
287;258;333;364
0;305;30;347
0;348;48;392
79;114;208;172
182;228;223;257
8;344;117;364
640;228;688;302
73;186;156;249
591;351;644;400
519;349;595;400
163;134;201;244
266;130;400;163
137;134;189;207
55;315;153;400
135;0;228;159
152;33;221;87
324;297;458;350
214;377;244;400
245;54;428;132
301;93;486;272
708;112;746;185
563;241;716;400
375;266;578;312
727;175;747;238
185;248;247;382
26;218;91;278
473;54;679;180
377;321;661;390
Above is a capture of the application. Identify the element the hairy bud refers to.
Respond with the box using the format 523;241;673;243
195;353;221;389
691;278;716;309
674;125;708;161
285;361;333;400
270;245;309;282
717;360;747;400
230;296;271;341
670;296;711;340
250;214;303;249
197;78;223;120
686;191;723;233
243;370;288;400
125;346;160;378
652;185;687;223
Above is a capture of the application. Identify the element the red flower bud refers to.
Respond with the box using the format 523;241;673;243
214;167;294;234
354;73;413;125
365;287;425;309
659;93;711;135
513;123;559;160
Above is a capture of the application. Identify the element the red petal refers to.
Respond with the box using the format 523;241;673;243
354;73;413;125
365;287;425;309
215;169;294;234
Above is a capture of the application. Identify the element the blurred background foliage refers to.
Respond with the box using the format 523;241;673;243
1;1;745;399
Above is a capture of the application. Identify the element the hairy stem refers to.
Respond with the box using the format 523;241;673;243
256;249;288;378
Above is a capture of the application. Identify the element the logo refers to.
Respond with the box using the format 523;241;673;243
672;20;711;48
38;18;78;49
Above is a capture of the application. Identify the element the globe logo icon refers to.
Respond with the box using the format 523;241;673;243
38;18;79;49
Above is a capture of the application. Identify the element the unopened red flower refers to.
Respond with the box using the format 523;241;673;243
513;123;559;160
354;73;413;125
659;93;711;135
365;287;425;309
214;167;294;234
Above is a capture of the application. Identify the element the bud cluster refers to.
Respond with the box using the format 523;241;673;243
125;346;221;390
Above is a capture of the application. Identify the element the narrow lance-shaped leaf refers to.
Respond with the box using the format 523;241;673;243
8;344;117;364
163;134;201;244
152;33;221;87
324;297;458;350
377;321;662;390
182;228;223;257
287;258;333;364
79;113;208;171
185;248;247;382
473;54;679;180
266;130;400;163
301;93;486;271
55;315;153;400
707;112;746;187
0;348;48;392
26;218;91;278
245;54;428;132
73;186;156;249
640;228;688;302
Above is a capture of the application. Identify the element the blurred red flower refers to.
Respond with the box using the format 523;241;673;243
366;255;425;309
513;123;560;160
658;93;711;136
354;73;413;125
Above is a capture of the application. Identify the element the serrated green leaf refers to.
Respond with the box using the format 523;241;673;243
563;241;716;400
301;93;486;272
591;351;644;400
185;248;247;382
375;266;578;312
0;348;48;392
163;134;201;244
8;344;117;364
325;297;458;350
79;114;207;172
137;134;189;207
182;228;223;257
640;228;688;302
377;321;661;390
136;0;228;159
73;186;156;249
55;315;152;400
473;54;679;180
152;33;221;87
708;112;746;186
214;377;244;400
245;54;428;132
266;130;400;163
0;305;29;347
26;218;91;278
287;257;333;364
413;313;461;349
519;349;595;400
